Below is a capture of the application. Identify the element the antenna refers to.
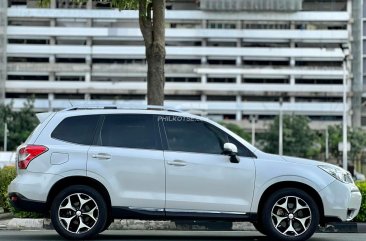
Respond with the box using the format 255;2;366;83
68;99;74;107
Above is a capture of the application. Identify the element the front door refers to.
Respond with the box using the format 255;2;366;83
160;116;256;214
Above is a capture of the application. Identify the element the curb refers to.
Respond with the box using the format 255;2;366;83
3;219;255;231
7;218;44;230
358;223;366;233
318;222;366;233
2;219;366;233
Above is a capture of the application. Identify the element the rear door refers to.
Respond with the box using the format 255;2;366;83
87;114;166;210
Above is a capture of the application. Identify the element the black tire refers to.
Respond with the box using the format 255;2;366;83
252;221;267;235
261;188;319;241
51;185;108;240
101;217;114;232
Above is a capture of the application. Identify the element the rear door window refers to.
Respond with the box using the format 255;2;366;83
98;114;158;150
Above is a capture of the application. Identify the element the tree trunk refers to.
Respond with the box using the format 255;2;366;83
146;42;165;106
141;0;166;106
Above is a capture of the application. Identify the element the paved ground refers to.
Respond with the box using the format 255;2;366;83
1;230;366;241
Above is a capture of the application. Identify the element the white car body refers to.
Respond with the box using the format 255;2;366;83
8;107;362;240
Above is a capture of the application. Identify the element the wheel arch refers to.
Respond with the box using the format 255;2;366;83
46;176;112;212
257;181;325;225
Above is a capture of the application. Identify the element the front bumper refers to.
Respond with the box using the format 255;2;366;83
8;192;47;213
320;180;362;221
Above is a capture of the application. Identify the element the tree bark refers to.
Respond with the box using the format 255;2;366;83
139;0;166;106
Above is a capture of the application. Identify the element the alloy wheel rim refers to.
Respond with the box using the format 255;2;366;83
271;196;312;236
58;193;99;234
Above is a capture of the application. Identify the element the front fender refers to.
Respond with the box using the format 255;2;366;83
250;175;327;213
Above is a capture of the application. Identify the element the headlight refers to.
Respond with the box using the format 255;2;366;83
318;165;354;184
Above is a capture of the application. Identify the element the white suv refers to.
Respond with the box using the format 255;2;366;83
8;106;362;241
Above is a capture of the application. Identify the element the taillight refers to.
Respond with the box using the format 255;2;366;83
18;145;48;169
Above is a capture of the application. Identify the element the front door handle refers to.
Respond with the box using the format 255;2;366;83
167;160;187;166
92;153;111;160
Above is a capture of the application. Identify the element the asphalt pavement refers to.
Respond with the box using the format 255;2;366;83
0;230;366;241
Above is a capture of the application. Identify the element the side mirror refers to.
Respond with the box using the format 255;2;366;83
223;143;240;163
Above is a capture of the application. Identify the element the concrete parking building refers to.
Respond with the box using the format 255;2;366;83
0;0;361;131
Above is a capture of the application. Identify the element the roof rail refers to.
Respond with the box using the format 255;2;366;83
62;104;183;113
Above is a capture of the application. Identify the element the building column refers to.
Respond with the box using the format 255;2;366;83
236;39;242;66
250;115;256;145
48;1;56;111
85;0;93;101
351;0;362;127
201;38;207;64
289;38;296;103
202;19;207;28
0;1;7;104
201;74;207;84
236;20;242;66
236;95;242;121
236;75;241;84
201;94;206;102
201;74;207;113
201;19;208;64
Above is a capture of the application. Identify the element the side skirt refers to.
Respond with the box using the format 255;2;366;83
111;206;256;222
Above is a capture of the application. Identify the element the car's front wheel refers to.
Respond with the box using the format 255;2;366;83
261;188;319;241
51;185;107;240
252;221;267;235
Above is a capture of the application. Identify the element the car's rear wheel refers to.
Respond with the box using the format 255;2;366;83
101;217;114;232
261;188;319;241
51;185;107;240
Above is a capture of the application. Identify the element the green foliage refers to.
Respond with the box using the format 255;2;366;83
0;99;39;151
259;115;320;158
106;0;140;10
327;125;342;159
219;122;251;142
327;125;366;163
12;210;45;219
0;166;16;212
354;181;366;222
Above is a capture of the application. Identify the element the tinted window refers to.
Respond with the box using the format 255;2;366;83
99;114;157;149
51;115;99;145
163;117;227;154
162;116;255;157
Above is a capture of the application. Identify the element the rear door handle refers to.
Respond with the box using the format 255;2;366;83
92;153;111;160
167;160;187;166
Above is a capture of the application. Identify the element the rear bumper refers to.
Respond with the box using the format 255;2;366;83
8;192;47;213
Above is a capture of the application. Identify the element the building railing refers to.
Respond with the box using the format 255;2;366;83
7;27;348;43
7;45;345;60
5;99;346;116
5;81;348;94
7;9;349;22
